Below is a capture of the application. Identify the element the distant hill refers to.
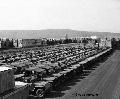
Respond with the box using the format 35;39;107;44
0;29;120;39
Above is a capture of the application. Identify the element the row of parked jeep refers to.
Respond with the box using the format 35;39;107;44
0;43;109;97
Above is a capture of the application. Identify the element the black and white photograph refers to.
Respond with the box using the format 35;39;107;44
0;0;119;99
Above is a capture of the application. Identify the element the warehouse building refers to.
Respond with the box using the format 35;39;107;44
13;38;47;48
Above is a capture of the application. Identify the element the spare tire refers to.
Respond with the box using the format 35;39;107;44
36;89;45;97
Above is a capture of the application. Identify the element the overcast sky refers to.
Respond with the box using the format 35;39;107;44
0;0;120;32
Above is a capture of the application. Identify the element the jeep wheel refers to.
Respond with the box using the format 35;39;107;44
36;89;45;97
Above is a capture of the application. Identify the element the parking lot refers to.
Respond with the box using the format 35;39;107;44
0;43;111;99
30;50;120;99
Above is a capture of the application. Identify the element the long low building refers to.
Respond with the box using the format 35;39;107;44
0;38;47;49
13;38;47;48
